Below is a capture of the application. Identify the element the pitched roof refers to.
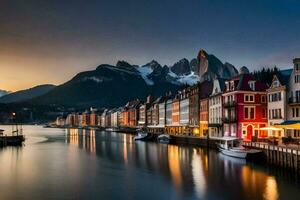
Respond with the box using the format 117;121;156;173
199;80;213;99
217;78;226;92
227;74;267;92
277;69;292;86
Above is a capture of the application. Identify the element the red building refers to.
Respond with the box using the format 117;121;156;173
222;73;268;140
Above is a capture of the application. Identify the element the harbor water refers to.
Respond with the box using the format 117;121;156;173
0;125;299;200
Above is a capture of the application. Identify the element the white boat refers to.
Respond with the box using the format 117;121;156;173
217;138;262;159
133;131;148;141
157;134;171;144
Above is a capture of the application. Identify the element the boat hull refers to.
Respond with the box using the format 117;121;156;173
219;148;248;159
157;134;171;144
0;135;25;146
134;133;149;141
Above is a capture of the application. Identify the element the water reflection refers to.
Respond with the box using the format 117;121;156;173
66;128;96;154
63;129;299;200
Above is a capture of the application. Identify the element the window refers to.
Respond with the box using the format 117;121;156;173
225;82;229;91
295;75;300;83
244;94;254;102
292;108;300;118
268;92;282;102
273;80;279;87
248;81;255;90
261;95;266;103
244;106;255;119
262;108;267;118
295;63;300;71
230;81;235;91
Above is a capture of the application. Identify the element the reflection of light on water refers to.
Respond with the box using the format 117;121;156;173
264;177;279;200
241;165;278;200
192;148;207;199
168;145;182;189
89;129;96;154
66;129;96;154
123;135;128;164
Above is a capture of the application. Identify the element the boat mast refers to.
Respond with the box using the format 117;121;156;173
12;112;18;136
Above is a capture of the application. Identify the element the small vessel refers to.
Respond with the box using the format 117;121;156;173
0;113;26;146
105;128;114;132
217;138;261;159
0;128;25;146
133;129;148;141
157;134;171;144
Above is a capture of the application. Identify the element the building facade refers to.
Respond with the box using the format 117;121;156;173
267;70;291;138
223;73;268;140
208;78;225;137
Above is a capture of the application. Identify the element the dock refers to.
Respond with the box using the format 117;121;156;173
243;141;300;171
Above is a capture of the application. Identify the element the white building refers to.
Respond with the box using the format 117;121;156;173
158;101;166;127
208;78;225;137
267;70;291;138
287;58;300;138
179;98;189;125
111;110;120;128
166;99;173;126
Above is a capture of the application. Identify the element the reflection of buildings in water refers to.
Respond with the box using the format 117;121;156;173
65;129;96;154
219;153;246;178
168;145;182;189
263;177;279;200
241;166;279;200
123;134;128;165
192;148;207;199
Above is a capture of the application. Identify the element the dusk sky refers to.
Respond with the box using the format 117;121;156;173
1;0;300;91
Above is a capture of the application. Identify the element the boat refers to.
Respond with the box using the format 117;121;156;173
105;128;114;132
0;128;25;146
157;134;171;144
217;138;262;159
0;113;26;146
133;129;149;141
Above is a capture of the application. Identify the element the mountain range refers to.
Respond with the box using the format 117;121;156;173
2;49;239;108
0;84;56;104
0;90;10;98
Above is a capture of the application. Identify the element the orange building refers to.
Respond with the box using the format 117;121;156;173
199;81;213;137
122;109;130;127
90;112;98;126
121;100;141;127
172;97;180;126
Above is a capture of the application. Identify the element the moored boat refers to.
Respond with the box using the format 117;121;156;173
133;129;149;141
157;134;171;144
217;138;261;159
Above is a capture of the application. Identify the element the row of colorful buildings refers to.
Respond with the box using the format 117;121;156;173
60;58;300;141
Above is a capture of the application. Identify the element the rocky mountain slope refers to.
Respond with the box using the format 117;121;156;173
29;49;239;108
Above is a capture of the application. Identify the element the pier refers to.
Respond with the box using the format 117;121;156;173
243;141;300;171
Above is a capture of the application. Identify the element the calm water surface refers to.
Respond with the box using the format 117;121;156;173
0;125;299;200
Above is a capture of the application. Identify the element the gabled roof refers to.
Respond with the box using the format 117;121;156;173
229;74;267;91
277;69;292;86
